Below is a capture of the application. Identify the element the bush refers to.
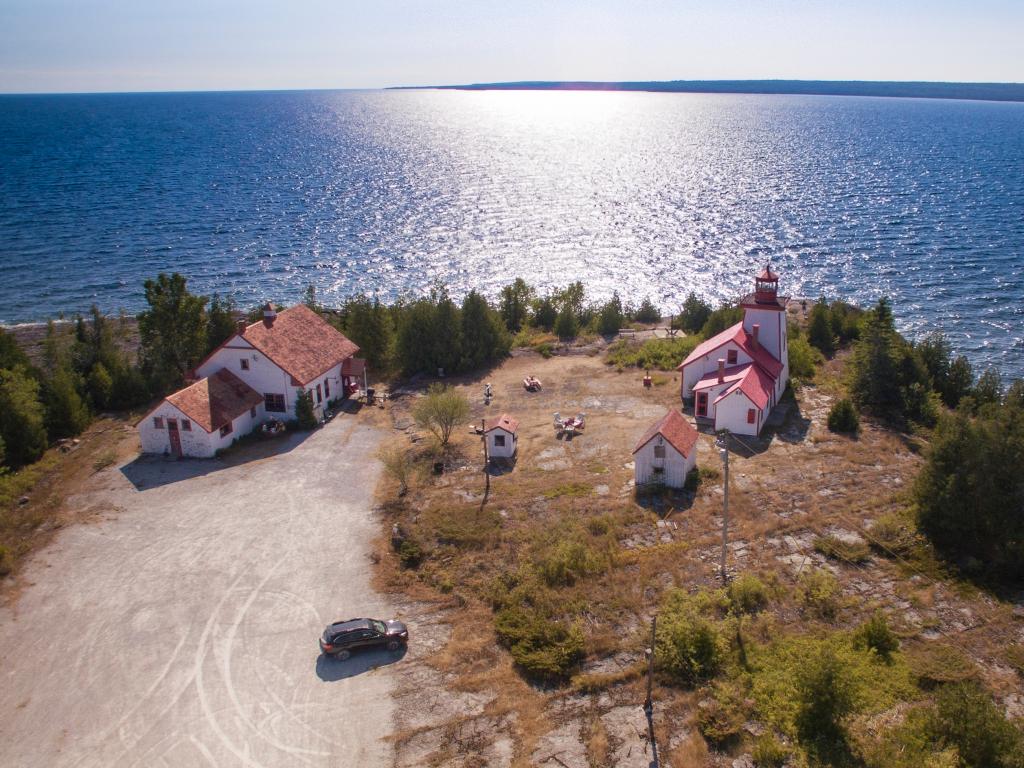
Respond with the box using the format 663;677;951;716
294;388;318;430
398;539;424;569
597;292;625;336
605;336;698;371
751;734;790;767
697;680;749;746
0;544;12;577
788;333;824;381
866;513;917;557
798;569;841;620
854;612;899;660
926;682;1024;768
907;643;977;687
412;384;470;448
728;572;769;614
494;594;585;681
793;646;856;758
807;298;836;357
814;534;870;564
0;367;48;469
655;588;728;685
828;398;860;433
535;537;604;586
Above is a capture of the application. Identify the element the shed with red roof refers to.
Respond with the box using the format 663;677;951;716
632;410;699;488
484;413;519;459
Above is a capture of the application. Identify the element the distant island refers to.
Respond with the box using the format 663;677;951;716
390;79;1024;103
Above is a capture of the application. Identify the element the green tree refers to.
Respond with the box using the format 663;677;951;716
206;293;238;353
294;388;318;429
0;327;32;371
794;647;856;759
854;612;899;660
87;363;114;410
460;290;510;371
655;589;726;685
807;298;836;357
851;298;906;424
432;290;462;374
927;682;1024;768
395;298;437;376
828;398;860;434
498;278;534;333
138;273;209;392
344;295;392;371
557;281;585;319
44;365;91;439
597;291;625;336
554;305;578;341
532;295;558;331
412;384;469;448
677;292;712;333
944;355;974;408
700;304;743;340
0;367;48;468
973;367;1004;409
788;334;823;380
634;296;661;324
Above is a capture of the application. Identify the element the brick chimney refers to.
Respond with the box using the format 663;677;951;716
263;302;277;327
236;319;247;336
752;324;760;346
717;358;725;383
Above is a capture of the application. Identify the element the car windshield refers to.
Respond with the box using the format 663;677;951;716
372;620;387;634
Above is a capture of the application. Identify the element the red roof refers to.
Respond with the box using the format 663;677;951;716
713;363;774;410
692;364;751;391
341;357;366;377
165;369;263;433
757;265;778;281
677;322;782;380
239;305;359;386
632;410;699;458
485;413;519;433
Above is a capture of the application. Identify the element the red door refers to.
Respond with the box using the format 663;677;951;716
697;392;708;417
167;418;182;457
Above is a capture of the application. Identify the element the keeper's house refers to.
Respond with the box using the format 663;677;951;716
677;265;790;436
138;303;362;458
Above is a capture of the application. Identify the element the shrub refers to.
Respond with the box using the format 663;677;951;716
597;292;625;336
807;298;836;357
788;334;823;381
554;306;578;340
728;572;769;615
294;388;318;430
412;384;470;448
926;682;1024;768
696;680;749;746
814;534;870;564
683;467;700;492
655;588;728;685
378;445;413;497
535;537;604;587
907;643;977;687
751;734;790;768
92;450;117;473
793;646;856;758
798;569;841;620
854;612;899;660
0;367;48;469
866;513;916;557
397;539;424;569
494;599;585;681
605;335;698;371
827;398;860;434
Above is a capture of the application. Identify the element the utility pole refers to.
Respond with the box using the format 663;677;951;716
717;432;730;585
643;614;657;760
482;418;490;500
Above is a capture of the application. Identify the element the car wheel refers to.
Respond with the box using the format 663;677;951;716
386;640;400;651
335;649;351;660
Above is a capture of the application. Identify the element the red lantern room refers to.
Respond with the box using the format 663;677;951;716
754;263;779;304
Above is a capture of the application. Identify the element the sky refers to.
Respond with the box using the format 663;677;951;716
1;0;1022;93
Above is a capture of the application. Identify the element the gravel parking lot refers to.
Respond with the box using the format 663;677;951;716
0;414;403;767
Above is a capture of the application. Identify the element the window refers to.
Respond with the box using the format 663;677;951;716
181;419;191;432
153;417;164;429
240;358;250;371
264;393;286;412
324;378;330;398
747;408;756;424
494;434;506;447
654;444;666;458
316;384;322;403
727;349;738;365
220;422;233;437
250;407;256;418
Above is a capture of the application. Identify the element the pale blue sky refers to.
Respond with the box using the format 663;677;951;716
1;0;1021;93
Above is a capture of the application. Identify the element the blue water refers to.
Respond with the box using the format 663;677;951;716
1;90;1022;374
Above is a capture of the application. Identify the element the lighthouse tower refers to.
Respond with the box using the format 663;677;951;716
741;264;789;375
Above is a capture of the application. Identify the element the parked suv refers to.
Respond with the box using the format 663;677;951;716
319;617;409;659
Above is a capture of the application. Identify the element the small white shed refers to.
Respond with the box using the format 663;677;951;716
632;410;699;489
485;414;519;459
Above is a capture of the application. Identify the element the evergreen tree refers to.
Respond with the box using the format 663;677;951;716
554;305;578;340
597;291;625;336
944;355;975;409
138;273;208;393
460;290;510;371
206;293;238;353
807;298;836;357
44;365;91;439
558;282;585;319
699;305;743;340
498;278;533;333
395;299;438;376
634;296;661;324
532;295;558;331
431;290;462;374
973;367;1004;409
917;332;951;391
87;363;114;410
0;367;48;468
0;327;32;371
294;388;318;429
678;292;712;333
345;295;392;370
850;298;905;423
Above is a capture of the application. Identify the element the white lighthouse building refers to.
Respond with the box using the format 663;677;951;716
676;265;790;436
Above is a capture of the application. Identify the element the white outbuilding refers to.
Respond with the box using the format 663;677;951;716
632;409;699;489
485;414;519;460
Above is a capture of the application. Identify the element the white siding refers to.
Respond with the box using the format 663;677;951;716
715;390;761;436
633;436;696;489
487;428;517;459
138;400;265;458
742;307;787;369
681;341;755;398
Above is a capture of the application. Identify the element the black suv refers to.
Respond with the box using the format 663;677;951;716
319;618;409;659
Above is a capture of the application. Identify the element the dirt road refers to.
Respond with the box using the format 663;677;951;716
0;414;402;767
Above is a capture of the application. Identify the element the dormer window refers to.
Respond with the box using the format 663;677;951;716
727;349;738;365
240;358;250;371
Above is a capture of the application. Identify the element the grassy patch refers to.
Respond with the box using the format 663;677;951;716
543;482;591;499
92;449;118;473
814;534;871;564
906;642;978;688
420;505;502;549
605;336;698;371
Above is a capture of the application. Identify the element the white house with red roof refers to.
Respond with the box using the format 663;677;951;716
138;303;363;458
633;409;700;488
484;413;519;459
677;265;789;436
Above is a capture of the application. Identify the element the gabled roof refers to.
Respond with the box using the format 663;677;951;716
632;410;699;458
165;369;263;433
238;304;359;386
692;363;751;392
712;363;775;410
677;322;782;380
485;414;519;433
